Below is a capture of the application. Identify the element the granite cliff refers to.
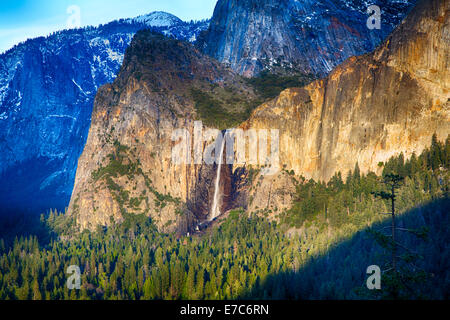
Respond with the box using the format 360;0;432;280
68;31;258;232
197;0;416;77
0;12;208;214
243;0;449;213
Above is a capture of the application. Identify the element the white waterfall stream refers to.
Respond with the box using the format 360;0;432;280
210;138;226;221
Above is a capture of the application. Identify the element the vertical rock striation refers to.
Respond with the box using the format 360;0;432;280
243;0;449;213
197;0;416;77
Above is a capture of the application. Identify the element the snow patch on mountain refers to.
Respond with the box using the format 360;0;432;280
0;11;210;213
127;11;183;27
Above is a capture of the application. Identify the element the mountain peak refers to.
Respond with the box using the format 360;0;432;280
243;0;449;182
127;11;183;27
0;10;209;214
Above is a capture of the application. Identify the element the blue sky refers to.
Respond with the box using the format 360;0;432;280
0;0;217;53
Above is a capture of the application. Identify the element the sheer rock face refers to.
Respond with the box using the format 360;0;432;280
244;0;449;202
70;0;449;231
0;14;209;214
198;0;416;77
68;31;256;232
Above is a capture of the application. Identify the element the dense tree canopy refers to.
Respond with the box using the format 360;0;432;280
0;136;448;300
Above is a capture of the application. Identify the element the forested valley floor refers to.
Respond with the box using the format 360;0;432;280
0;135;448;300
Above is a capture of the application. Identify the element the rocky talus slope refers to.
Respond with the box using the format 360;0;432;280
243;0;449;214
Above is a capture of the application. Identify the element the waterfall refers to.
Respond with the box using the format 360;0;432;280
210;138;225;221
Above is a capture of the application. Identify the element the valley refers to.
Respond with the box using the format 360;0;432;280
0;0;448;301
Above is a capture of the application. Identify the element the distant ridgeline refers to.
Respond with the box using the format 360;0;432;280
0;136;447;299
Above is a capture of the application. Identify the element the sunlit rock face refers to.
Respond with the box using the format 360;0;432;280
197;0;416;77
70;0;449;231
67;31;257;232
243;0;449;214
0;13;209;214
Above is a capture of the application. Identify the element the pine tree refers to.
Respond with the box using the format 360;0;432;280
430;133;442;170
184;267;195;299
371;174;429;299
196;269;205;299
32;280;42;300
15;282;30;300
353;162;361;182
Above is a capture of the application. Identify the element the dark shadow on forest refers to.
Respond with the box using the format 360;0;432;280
0;211;57;248
241;197;449;300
